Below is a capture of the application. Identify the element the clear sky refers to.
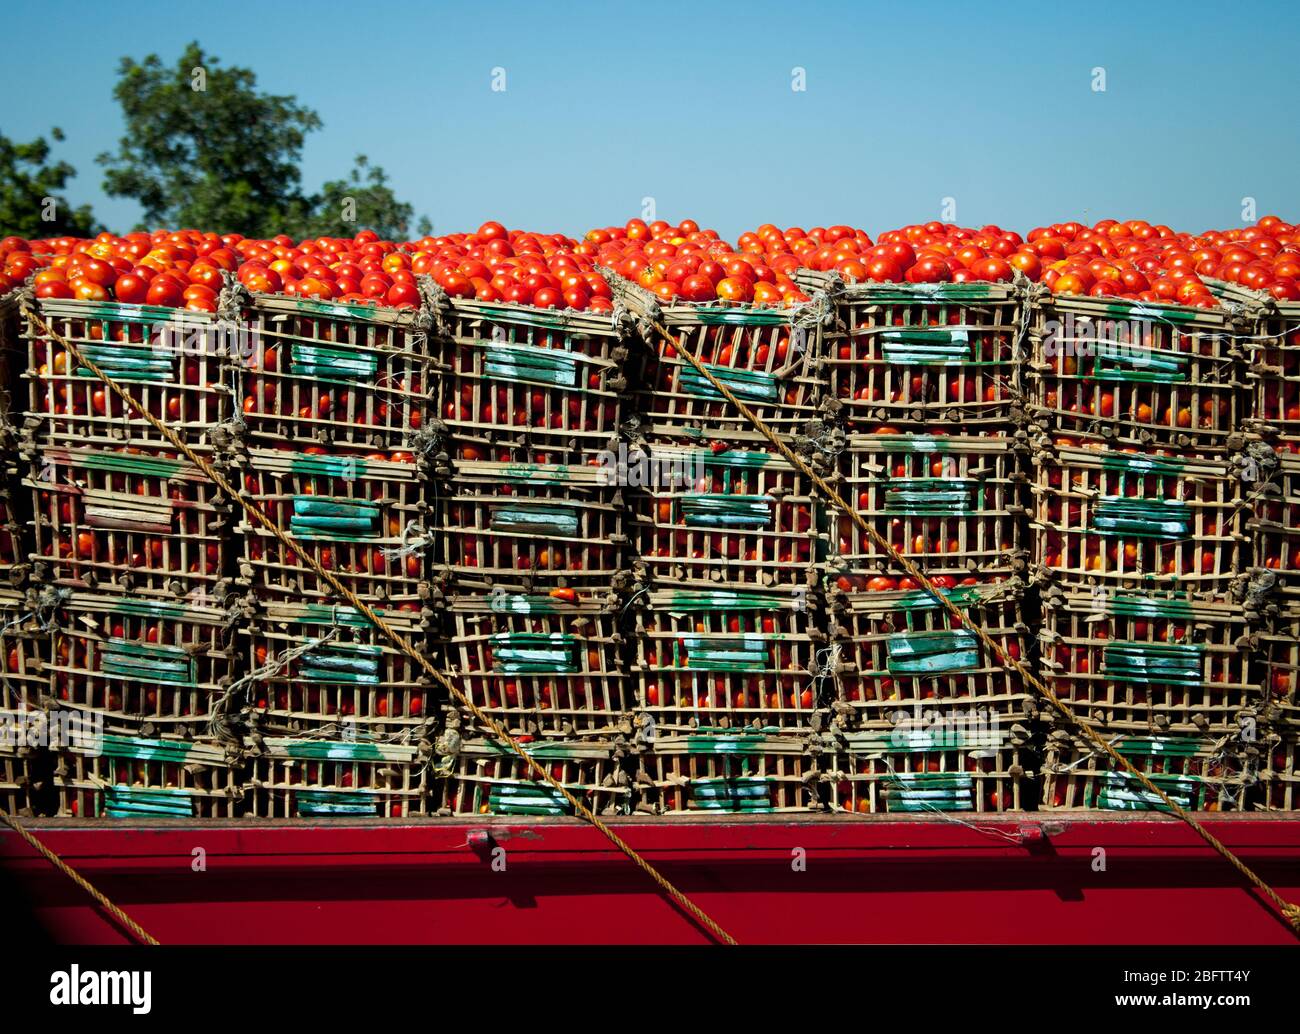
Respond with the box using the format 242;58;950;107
2;0;1296;240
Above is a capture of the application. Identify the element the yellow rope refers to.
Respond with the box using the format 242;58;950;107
0;809;160;944
648;315;1300;938
20;306;738;946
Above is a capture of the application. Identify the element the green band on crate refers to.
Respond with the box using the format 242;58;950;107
852;284;997;303
690;777;773;812
76;301;202;324
488;594;560;615
693;306;790;327
489;781;572;815
289;342;379;379
484;344;578;387
497;463;576;484
103;639;195;686
1096;772;1200;812
886;630;979;674
1111;736;1207;759
883;478;977;515
1090;342;1189;383
886;586;986;613
679;494;773;528
78;452;186;478
295;790;381;816
289;454;370;479
682;635;769;671
272;740;401;761
876;436;955;453
1105;593;1197;619
1091;498;1190;539
76;343;173;382
657;449;773;470
1102;302;1198;325
1092;452;1192;476
679;364;780;402
489;505;579;535
489;633;578;673
1102;641;1204;686
299;644;382;683
884;772;975;812
478;741;593;760
662;590;783;611
844;728;1000;753
475;304;574;331
101;735;199;762
683;733;770;755
300;604;382;627
104;786;196;819
289;497;380;538
880;328;971;364
281;298;379;320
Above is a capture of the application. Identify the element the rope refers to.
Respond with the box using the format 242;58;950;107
645;314;1300;938
20;305;738;947
0;809;160;945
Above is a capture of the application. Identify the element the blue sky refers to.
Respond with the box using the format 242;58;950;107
2;0;1296;240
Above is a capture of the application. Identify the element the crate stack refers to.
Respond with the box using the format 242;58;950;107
1223;281;1300;809
598;273;839;815
8;287;251;818
796;271;1036;814
229;291;444;818
429;292;639;816
1026;288;1266;812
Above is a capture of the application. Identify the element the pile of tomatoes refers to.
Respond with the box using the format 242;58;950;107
583;218;812;306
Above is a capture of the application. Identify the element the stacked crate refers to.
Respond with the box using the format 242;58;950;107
1027;289;1263;811
13;291;247;817
429;293;635;811
230;292;442;818
804;272;1034;813
608;274;832;795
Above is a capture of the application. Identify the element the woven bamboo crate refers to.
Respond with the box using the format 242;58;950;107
442;738;628;816
238;598;436;738
435;296;629;464
629;588;825;734
1040;732;1254;811
1257;733;1299;811
1209;278;1300;446
606;272;829;442
826;432;1027;586
797;270;1025;432
1252;447;1300;600
628;442;820;591
1;586;51;712
244;736;438;818
237;293;437;456
1030;435;1246;594
830;579;1034;729
41;591;234;738
829;730;1032;814
636;733;831;814
24;443;233;602
1039;586;1256;736
236;447;431;606
1256;607;1300;734
435;454;627;594
445;589;631;740
1026;291;1249;448
22;296;234;449
50;734;248;819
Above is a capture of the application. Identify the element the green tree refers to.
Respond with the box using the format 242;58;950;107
0;128;99;237
301;155;432;240
98;42;429;240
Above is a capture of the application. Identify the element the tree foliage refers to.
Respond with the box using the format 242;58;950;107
0;128;99;237
98;42;429;240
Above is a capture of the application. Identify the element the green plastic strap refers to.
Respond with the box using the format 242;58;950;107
1092;342;1188;383
490;633;577;674
1102;301;1199;325
289;496;379;538
299;603;381;627
851;283;998;303
691;777;773;811
289;342;379;379
76;343;173;383
680;494;773;528
1091;498;1190;539
884;772;975;812
1105;593;1196;620
884;586;986;613
478;741;597;760
886;630;979;674
299;644;381;683
77;452;185;478
102;640;195;686
475;304;575;332
496;463;578;484
73;301;197;324
884;478;976;515
1092;452;1191;476
489;781;572;815
682;635;769;672
489;505;579;536
876;436;957;454
488;594;561;615
104;786;196;819
1112;736;1206;759
1096;772;1199;811
683;733;771;755
100;734;200;762
296;790;380;816
679;364;780;402
670;449;774;470
694;306;789;327
1102;642;1204;686
880;328;971;364
275;741;397;761
484;344;578;387
661;590;784;612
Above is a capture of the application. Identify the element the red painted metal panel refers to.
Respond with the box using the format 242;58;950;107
3;814;1298;945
